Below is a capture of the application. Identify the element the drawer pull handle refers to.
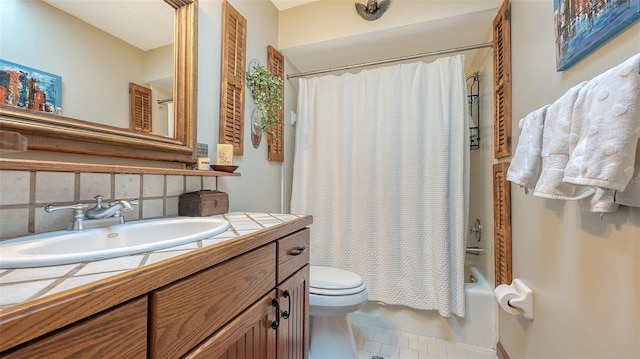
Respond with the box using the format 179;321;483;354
271;298;280;330
282;290;291;319
290;247;306;256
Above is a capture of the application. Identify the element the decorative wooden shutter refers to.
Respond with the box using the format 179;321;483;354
493;0;512;159
493;162;512;286
129;82;152;133
267;45;285;162
219;1;246;156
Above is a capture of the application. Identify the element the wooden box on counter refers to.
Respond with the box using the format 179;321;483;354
179;190;229;217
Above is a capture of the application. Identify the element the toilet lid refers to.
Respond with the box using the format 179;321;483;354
309;266;366;295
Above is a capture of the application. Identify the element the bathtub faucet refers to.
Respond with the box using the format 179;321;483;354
465;247;484;255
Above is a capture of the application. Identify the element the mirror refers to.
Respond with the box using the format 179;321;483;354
0;0;197;163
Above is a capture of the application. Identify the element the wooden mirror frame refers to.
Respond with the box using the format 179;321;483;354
0;0;198;164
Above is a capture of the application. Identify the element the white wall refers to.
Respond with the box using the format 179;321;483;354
502;1;640;357
197;0;287;213
1;0;146;128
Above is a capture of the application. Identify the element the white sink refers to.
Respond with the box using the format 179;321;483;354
0;217;230;269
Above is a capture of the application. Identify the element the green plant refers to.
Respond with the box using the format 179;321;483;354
246;64;283;140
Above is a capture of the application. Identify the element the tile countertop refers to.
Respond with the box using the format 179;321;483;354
0;212;309;310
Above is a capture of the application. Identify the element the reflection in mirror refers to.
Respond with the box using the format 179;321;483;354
0;0;197;163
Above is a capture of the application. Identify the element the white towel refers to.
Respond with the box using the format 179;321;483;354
563;53;640;192
534;81;594;200
578;188;620;213
613;145;640;207
507;105;550;190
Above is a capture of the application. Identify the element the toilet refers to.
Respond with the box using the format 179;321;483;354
309;265;368;359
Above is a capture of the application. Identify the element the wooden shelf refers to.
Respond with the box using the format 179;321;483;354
0;158;241;177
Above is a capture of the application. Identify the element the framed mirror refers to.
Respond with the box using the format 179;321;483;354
0;0;197;164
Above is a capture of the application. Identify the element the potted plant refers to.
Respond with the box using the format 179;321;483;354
246;63;283;141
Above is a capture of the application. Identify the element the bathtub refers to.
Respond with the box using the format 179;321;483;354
349;266;497;348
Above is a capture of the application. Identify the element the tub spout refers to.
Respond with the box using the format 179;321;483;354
465;247;484;255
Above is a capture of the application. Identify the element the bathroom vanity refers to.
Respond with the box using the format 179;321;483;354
0;213;312;359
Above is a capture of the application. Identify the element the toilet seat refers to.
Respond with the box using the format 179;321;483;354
310;266;366;296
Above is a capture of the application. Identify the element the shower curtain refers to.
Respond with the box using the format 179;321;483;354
290;55;470;317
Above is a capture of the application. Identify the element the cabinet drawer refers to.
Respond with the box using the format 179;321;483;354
149;243;276;359
277;228;310;283
1;296;147;359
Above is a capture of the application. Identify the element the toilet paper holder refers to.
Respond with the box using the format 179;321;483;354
495;279;534;320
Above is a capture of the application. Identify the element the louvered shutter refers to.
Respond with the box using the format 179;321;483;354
129;82;152;133
219;1;246;156
493;162;512;286
267;46;285;162
493;0;512;159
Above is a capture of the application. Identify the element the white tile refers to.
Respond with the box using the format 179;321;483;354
427;342;448;356
142;198;164;218
166;197;179;216
34;205;69;233
35;172;75;203
408;339;429;352
357;350;371;359
0;170;30;205
166;175;184;196
143;175;164;197
46;272;126;296
80;173;111;201
374;331;392;345
185;176;201;192
0;208;29;238
0;280;56;307
146;250;191;265
380;343;400;357
0;264;78;283
75;256;145;275
363;340;381;353
398;347;419;359
114;174;140;199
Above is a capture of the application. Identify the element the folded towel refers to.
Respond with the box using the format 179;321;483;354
507;105;550;190
578;188;620;213
563;53;640;192
613;146;640;207
534;81;594;200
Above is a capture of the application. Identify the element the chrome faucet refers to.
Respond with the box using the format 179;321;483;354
85;195;139;219
45;195;139;231
465;247;484;256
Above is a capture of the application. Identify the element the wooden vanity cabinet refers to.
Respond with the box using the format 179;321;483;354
182;228;310;359
0;218;312;359
0;296;147;359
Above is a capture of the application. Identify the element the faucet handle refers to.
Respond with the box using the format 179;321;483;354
44;203;89;220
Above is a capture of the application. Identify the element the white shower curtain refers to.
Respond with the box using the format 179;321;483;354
290;55;469;317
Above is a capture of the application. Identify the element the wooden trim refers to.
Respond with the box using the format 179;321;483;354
0;158;240;177
129;82;153;133
0;0;198;164
493;162;512;286
493;0;512;159
219;1;247;156
267;45;285;162
496;341;510;359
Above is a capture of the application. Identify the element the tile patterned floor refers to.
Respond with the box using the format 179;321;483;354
350;317;498;359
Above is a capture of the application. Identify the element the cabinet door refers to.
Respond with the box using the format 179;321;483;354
0;296;147;359
150;243;276;359
184;292;277;359
277;265;309;359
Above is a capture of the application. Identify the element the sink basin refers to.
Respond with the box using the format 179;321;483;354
0;217;230;269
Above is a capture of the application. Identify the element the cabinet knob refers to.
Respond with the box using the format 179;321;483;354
290;247;306;256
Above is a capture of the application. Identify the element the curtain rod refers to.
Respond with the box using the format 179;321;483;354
287;41;493;80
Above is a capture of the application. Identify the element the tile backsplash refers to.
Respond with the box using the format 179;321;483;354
0;169;218;240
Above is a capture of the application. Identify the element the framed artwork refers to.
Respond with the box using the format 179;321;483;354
554;0;640;71
0;59;62;114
